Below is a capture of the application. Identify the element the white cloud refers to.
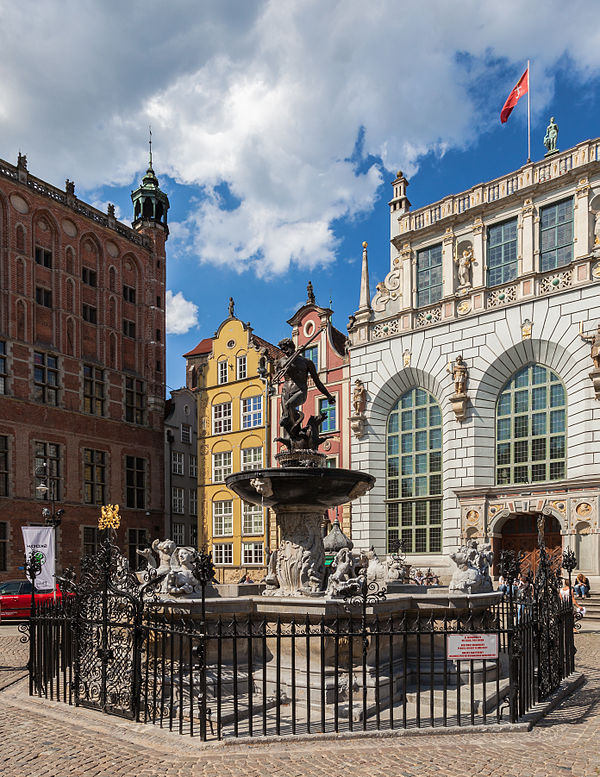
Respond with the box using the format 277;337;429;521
166;290;199;335
2;1;600;275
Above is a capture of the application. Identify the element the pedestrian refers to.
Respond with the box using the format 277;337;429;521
574;573;590;598
560;579;572;602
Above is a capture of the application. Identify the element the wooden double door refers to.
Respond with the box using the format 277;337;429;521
497;514;562;576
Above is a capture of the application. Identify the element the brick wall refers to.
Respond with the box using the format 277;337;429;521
0;158;167;579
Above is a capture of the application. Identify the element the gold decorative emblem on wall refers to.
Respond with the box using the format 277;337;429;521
592;263;600;279
521;319;533;339
403;349;411;367
466;509;479;524
576;502;592;517
457;299;471;315
550;500;566;513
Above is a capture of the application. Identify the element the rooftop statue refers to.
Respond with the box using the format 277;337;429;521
544;117;559;156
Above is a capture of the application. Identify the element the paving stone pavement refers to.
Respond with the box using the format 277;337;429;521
0;626;599;777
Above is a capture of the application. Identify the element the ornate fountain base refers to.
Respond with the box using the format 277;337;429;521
226;466;375;598
264;508;325;597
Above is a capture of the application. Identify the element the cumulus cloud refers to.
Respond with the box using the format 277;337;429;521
166;290;199;335
2;1;600;275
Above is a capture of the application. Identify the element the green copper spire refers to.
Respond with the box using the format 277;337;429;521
131;128;170;235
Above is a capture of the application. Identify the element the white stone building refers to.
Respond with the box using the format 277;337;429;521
348;135;600;580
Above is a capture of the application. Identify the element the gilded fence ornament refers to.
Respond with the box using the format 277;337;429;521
99;503;121;530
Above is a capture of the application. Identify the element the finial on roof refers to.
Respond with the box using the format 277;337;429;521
358;240;371;314
149;125;153;169
228;296;235;317
307;281;315;305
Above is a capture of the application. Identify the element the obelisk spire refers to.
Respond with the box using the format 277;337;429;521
358;241;371;313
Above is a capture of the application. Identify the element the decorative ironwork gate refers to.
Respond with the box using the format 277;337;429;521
37;520;164;720
71;536;144;718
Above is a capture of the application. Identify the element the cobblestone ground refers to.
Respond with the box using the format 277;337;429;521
0;626;599;777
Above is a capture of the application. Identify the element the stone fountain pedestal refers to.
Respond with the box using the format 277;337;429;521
226;463;375;598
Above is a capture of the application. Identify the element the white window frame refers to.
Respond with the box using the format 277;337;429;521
189;455;197;478
242;502;264;535
242;542;264;566
241;396;262;429
172;486;185;514
218;360;228;385
213;542;233;566
189;488;197;516
241;447;263;471
212;402;232;434
212;451;233;482
213;500;233;536
236;355;247;380
181;424;192;444
171;450;184;475
173;522;185;546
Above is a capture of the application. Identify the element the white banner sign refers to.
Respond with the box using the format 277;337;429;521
21;526;55;591
446;633;498;661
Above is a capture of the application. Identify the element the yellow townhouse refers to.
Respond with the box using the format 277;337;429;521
184;304;280;582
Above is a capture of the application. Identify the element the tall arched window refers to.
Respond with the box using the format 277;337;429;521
387;388;442;554
496;364;566;485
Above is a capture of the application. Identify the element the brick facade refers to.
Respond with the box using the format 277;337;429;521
0;154;167;579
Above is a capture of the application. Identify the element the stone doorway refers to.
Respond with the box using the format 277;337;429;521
497;513;562;577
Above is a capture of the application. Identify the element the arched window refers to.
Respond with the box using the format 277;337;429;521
386;388;442;554
496;364;566;485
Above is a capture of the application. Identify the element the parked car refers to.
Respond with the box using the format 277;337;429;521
0;580;62;620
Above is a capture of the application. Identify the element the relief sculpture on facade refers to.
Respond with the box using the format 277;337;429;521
447;354;469;422
372;267;402;312
579;321;600;399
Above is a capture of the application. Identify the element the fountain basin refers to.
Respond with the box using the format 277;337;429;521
225;467;375;510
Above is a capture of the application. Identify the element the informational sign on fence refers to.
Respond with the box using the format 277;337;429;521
446;633;498;660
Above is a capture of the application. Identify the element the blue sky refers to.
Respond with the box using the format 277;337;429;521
1;1;599;392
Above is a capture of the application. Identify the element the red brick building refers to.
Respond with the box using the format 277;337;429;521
0;152;169;579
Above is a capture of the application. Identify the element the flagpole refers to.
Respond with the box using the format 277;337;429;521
527;59;531;162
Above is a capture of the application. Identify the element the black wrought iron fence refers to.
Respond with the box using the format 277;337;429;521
28;594;576;740
25;528;578;740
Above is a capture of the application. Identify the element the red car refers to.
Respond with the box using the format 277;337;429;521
0;580;62;620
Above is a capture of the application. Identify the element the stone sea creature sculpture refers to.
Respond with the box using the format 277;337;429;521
449;539;493;594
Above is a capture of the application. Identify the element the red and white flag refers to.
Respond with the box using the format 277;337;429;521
500;67;529;123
